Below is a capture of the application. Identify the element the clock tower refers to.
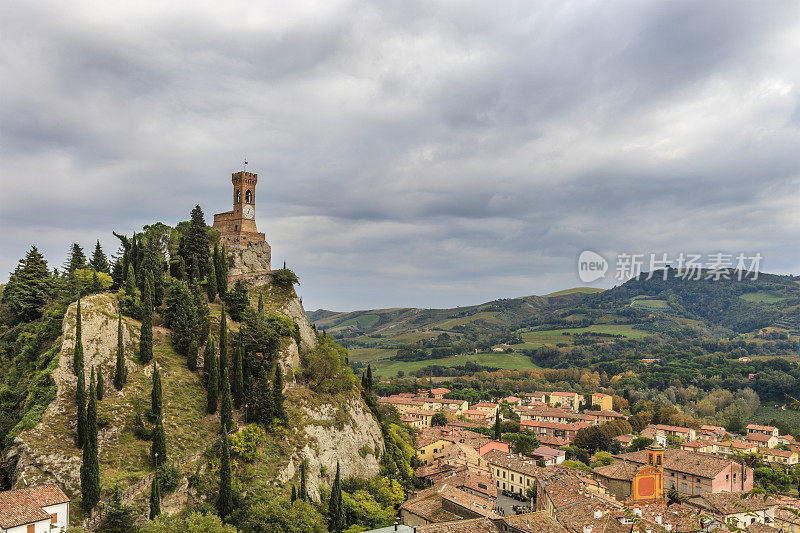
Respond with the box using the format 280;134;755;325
213;170;267;248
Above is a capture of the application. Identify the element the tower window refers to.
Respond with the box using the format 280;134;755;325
246;190;252;203
236;190;241;203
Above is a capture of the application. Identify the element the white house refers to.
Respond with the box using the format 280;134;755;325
0;484;70;533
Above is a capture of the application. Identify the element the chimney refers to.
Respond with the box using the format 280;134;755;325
594;509;603;519
655;515;663;524
583;523;593;533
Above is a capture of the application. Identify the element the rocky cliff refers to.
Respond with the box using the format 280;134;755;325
11;294;140;493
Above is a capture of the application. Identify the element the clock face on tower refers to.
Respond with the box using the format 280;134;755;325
242;204;255;219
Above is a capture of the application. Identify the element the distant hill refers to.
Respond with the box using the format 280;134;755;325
312;271;800;377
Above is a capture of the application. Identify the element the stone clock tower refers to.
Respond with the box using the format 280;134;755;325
213;170;267;248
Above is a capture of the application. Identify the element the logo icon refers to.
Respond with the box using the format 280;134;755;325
578;251;608;283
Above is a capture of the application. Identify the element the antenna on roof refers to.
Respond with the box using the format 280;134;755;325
243;155;248;172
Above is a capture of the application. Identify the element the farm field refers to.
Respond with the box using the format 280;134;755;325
347;347;397;362
545;287;604;297
433;311;502;330
739;292;789;303
372;351;540;377
630;298;670;309
332;313;381;330
521;324;650;343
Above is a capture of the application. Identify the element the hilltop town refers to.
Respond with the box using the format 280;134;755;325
376;388;800;533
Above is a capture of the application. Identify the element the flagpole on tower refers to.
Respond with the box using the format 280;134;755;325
243;155;248;172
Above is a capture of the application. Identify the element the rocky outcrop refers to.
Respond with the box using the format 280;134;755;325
227;241;272;277
280;395;383;501
11;294;140;493
281;296;318;352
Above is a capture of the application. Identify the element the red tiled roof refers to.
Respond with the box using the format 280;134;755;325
746;424;777;432
745;433;774;442
0;484;69;529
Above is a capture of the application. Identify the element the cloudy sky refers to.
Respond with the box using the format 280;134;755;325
2;1;800;311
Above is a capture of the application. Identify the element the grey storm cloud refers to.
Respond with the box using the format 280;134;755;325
2;0;800;310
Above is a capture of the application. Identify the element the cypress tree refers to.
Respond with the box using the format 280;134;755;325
203;337;215;385
218;305;228;391
149;468;161;520
187;339;198;372
494;416;501;441
254;378;274;425
207;353;219;414
96;367;104;402
88;368;98;454
190;278;209;341
114;313;127;390
217;432;234;519
291;485;297;502
299;459;308;501
206;254;217;302
151;416;167;469
257;293;264;314
73;297;84;376
220;360;233;433
139;276;153;363
80;372;100;511
272;364;285;422
169;281;192;357
365;364;372;392
215;244;229;297
232;334;244;409
329;462;344;533
151;363;162;422
76;371;87;448
125;263;137;296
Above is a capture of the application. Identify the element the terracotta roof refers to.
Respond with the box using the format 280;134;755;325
583;410;626;419
551;392;582;398
501;510;570;533
0;484;69;529
687;492;777;515
745;433;774;443
400;487;459;523
416;518;501;533
539;436;572;447
436;483;498;518
613;449;738;478
762;448;796;458
473;402;499;408
747;424;777;432
532;446;566;458
485;451;544;478
648;424;693;434
593;461;640;481
746;523;780;533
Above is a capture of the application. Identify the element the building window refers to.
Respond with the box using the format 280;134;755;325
246;190;252;203
236;190;241;203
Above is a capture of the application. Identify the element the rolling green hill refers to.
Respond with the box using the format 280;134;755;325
312;271;800;377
